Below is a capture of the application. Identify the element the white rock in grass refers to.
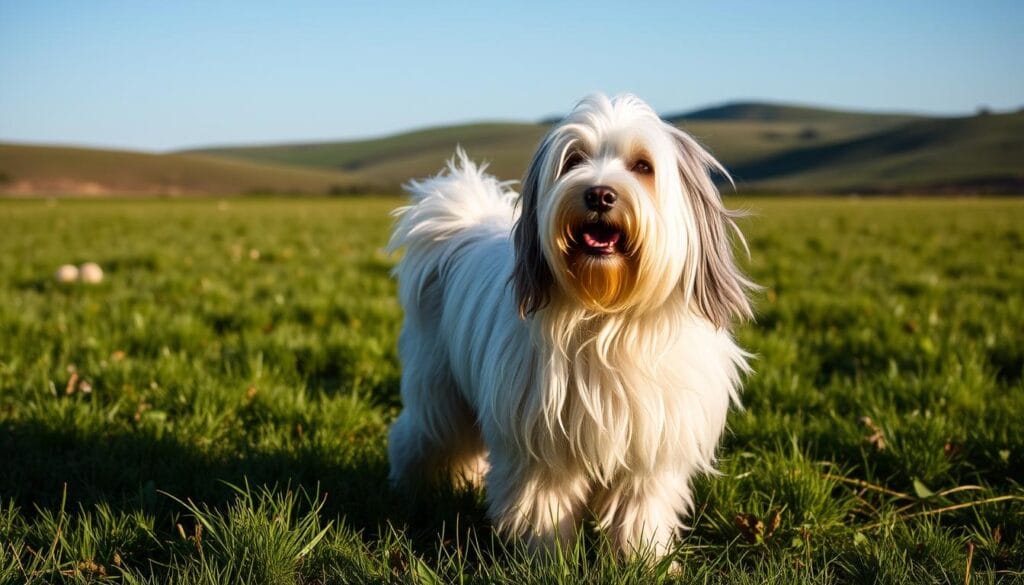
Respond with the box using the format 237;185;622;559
79;262;104;284
55;264;79;283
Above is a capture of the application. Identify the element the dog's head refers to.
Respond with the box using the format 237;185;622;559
512;94;753;326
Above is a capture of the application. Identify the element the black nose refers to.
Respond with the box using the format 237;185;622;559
584;186;617;212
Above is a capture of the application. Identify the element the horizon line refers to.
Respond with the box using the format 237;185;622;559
2;98;1015;155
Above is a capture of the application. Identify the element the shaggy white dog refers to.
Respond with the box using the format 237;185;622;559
387;94;754;560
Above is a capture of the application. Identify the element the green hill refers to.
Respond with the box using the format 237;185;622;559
0;143;359;196
192;102;913;175
669;101;922;124
185;122;549;193
730;111;1024;193
186;103;927;191
672;102;926;168
3;102;1021;196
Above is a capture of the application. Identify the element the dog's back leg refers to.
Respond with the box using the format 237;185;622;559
388;309;488;491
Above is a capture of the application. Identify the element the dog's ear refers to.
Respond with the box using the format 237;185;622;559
670;125;755;328
511;138;555;318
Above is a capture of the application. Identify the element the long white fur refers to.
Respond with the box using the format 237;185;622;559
387;94;751;560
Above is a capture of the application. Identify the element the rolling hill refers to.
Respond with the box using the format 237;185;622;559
184;123;550;194
669;102;927;168
2;102;1021;195
728;111;1024;193
0;143;358;196
187;103;1022;194
668;101;922;124
184;103;929;191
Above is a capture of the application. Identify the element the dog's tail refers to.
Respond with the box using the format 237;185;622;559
388;148;518;306
389;147;517;251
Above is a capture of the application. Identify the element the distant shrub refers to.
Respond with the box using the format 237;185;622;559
242;186;274;196
327;183;383;197
798;126;821;140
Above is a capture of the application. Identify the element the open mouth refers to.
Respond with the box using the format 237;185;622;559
575;221;625;256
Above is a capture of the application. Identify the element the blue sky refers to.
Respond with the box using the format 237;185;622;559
1;0;1021;151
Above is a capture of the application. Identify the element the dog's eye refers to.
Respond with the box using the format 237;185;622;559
561;151;585;174
631;159;653;175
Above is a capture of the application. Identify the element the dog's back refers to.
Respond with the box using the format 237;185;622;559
387;149;526;487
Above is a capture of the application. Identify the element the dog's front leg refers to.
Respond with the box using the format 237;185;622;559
595;470;691;561
485;449;589;553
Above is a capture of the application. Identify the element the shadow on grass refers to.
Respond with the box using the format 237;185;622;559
0;419;491;554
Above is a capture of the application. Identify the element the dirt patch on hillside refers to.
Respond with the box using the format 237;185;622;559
1;179;190;197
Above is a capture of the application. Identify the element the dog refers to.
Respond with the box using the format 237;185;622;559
387;93;754;561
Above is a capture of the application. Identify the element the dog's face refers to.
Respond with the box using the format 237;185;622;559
513;94;753;325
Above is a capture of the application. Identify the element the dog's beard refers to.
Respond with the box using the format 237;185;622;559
567;249;633;310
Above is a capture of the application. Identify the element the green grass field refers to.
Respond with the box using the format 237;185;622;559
1;197;1022;584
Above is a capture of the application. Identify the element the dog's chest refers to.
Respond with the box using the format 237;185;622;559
532;343;688;476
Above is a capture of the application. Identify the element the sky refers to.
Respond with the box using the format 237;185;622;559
0;0;1021;152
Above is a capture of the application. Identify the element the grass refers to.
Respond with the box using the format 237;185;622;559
0;196;1022;583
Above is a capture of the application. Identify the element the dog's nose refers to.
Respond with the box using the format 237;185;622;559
584;186;617;212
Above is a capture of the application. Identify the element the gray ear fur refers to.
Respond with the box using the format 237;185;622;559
511;137;555;318
670;125;756;328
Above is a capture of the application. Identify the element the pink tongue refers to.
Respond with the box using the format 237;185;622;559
583;231;621;248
